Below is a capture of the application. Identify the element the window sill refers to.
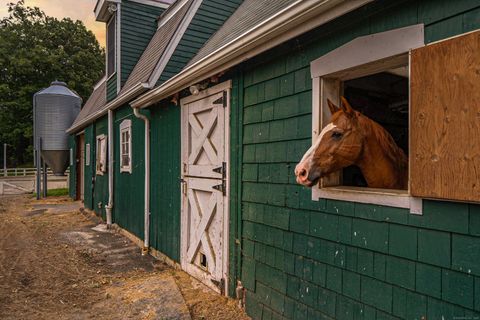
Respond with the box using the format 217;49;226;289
314;186;422;215
120;167;132;174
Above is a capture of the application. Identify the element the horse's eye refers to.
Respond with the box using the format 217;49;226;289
332;131;343;139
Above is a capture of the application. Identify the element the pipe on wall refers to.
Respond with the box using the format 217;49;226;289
132;106;150;255
105;109;114;227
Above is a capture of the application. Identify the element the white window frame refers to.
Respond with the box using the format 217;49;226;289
96;134;107;175
310;24;425;215
119;119;132;173
85;143;91;166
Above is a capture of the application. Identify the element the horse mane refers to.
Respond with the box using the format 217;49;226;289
359;114;408;173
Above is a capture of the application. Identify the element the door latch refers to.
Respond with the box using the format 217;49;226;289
180;178;187;195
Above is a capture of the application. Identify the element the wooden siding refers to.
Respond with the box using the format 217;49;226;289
83;125;95;210
410;31;480;202
157;0;242;85
121;0;164;86
68;135;77;199
113;104;145;240
150;103;181;262
106;74;117;102
94;116;109;220
234;0;480;319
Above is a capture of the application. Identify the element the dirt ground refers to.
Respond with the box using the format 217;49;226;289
0;195;250;320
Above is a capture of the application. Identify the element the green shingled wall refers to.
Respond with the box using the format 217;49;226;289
120;0;165;86
236;1;480;319
113;104;145;239
149;103;181;262
157;0;243;85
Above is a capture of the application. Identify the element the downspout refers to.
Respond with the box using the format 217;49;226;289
133;106;150;255
105;109;114;227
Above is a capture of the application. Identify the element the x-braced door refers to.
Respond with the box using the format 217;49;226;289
180;81;231;294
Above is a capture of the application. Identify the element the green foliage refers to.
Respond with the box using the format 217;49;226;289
0;1;105;165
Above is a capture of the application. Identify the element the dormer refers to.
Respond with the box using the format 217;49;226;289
94;0;171;102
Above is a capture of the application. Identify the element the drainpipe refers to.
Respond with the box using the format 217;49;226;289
105;109;114;227
133;106;150;255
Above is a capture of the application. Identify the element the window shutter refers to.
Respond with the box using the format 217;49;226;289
410;31;480;202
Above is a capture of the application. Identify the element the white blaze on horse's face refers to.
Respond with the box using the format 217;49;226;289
295;123;337;186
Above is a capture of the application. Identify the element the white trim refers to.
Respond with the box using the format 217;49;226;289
132;0;373;108
85;143;91;166
119;119;132;173
310;24;425;78
180;80;232;105
95;0;121;22
157;0;190;29
148;0;201;86
66;82;148;133
94;76;107;90
129;0;169;9
309;24;425;214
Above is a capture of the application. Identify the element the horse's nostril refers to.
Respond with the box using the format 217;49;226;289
299;169;307;177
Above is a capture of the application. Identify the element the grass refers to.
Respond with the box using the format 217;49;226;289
33;188;69;197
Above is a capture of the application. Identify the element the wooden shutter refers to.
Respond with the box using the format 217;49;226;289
410;31;480;202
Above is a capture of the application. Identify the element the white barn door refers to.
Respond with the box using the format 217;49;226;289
180;81;230;294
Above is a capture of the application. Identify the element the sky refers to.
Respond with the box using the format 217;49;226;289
0;0;106;47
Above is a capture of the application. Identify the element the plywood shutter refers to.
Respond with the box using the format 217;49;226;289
410;31;480;202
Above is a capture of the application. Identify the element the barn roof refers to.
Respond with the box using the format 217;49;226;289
70;77;106;130
132;0;372;109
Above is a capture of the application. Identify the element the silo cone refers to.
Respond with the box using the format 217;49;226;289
33;81;82;176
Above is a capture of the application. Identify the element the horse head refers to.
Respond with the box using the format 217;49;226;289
295;97;364;187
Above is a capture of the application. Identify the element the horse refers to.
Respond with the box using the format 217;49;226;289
295;97;408;190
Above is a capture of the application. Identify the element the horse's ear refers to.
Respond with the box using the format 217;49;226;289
340;96;355;117
327;99;340;115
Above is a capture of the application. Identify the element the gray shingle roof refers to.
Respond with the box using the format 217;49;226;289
187;0;295;67
119;0;193;94
70;79;106;129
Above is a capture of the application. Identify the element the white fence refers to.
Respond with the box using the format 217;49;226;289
0;168;70;177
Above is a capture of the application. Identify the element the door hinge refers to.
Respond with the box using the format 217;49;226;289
212;180;226;196
213;91;227;108
180;178;187;195
212;162;226;179
211;278;226;295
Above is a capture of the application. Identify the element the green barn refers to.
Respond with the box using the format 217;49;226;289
69;0;480;319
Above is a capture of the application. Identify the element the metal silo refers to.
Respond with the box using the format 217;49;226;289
33;81;81;176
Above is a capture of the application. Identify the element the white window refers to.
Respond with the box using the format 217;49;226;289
85;143;90;166
106;15;116;78
119;119;132;173
308;24;425;214
96;135;107;175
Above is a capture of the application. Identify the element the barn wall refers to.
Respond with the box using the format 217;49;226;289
149;103;181;262
113;104;146;239
121;0;165;86
83;124;95;210
237;1;480;319
93;116;109;220
106;74;117;102
68;135;77;199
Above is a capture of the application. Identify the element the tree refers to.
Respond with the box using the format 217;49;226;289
0;1;104;166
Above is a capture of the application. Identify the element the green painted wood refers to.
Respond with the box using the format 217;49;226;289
113;104;145;239
68;135;77;199
232;0;480;319
157;0;242;85
149;103;181;262
106;74;117;102
93;116;109;220
121;0;164;86
83;124;95;210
